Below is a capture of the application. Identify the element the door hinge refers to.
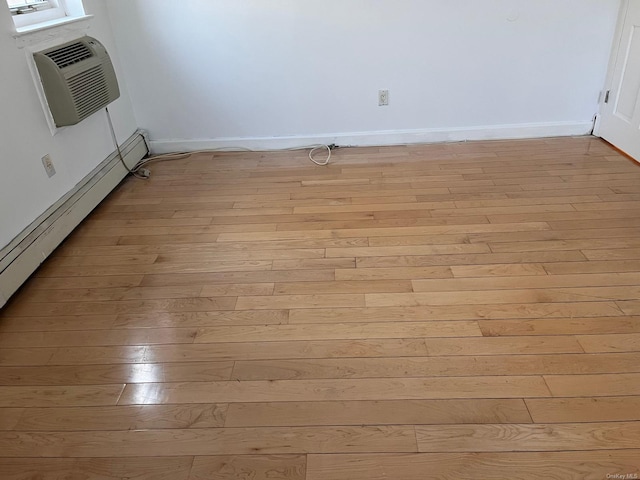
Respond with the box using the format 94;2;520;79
604;90;611;104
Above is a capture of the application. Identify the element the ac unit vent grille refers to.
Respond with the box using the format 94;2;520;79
34;35;120;127
45;42;93;69
68;64;111;120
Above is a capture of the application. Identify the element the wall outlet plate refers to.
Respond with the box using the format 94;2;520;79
378;89;389;106
42;154;56;178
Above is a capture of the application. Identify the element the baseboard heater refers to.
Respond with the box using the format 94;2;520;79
0;130;148;308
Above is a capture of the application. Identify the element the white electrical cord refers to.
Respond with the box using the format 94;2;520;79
105;107;150;179
307;144;332;166
106;110;334;179
132;142;334;174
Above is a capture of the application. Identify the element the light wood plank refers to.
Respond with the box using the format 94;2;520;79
195;321;482;343
35;261;274;277
583;248;640;261
0;457;194;480
43;254;158;266
334;266;452;281
0;327;198;348
450;263;547;277
489;238;640;253
22;286;204;303
0;348;57;366
577;333;640;353
368;233;470;247
157;248;326;262
0;315;116;332
424;336;583;356
0;385;124;407
305;451;640;480
273;280;413;295
355;250;586;268
114;310;289;328
140;269;336;287
525;396;640;423
365;290;582;307
225;399;532;427
0;362;233;385
51;339;429;365
235;294;365;310
619;300;640;316
326;244;490;258
288;302;624;323
547;218;640;231
293;201;456;214
216;222;551;242
272;258;355;270
367;286;640;307
467;226;640;243
454;195;601;208
412;273;640;292
200;283;275;296
0;408;22;430
0;426;418;457
431;204;576;217
2;297;238;317
118;377;550;405
188;455;306;480
479;317;640;336
11;404;226;431
415;422;640;452
24;276;144;290
231;353;640;380
487;208;640;225
544;373;640;397
543;260;640;275
56;238;365;256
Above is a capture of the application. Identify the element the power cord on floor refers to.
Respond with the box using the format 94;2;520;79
106;106;337;179
123;133;337;179
105;107;150;179
136;143;336;167
308;144;334;166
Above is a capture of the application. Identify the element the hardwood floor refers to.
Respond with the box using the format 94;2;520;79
1;136;640;479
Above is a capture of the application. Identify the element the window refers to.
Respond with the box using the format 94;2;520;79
6;0;86;32
7;0;52;14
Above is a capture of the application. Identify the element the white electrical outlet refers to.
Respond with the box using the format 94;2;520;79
42;154;56;178
378;89;389;106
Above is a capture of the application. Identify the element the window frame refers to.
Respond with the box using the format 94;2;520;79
7;0;86;32
7;0;53;14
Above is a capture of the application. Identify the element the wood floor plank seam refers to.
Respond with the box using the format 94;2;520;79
6;335;637;365
6;368;640;384
0;331;606;347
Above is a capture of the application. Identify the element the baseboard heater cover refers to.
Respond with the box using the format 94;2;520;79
0;130;148;308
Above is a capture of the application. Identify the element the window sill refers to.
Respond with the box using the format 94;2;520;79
12;14;93;48
13;14;93;35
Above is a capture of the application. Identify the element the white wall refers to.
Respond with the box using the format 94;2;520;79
0;0;138;249
105;0;621;151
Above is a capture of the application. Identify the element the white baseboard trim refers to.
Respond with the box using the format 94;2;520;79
150;121;593;154
0;130;148;308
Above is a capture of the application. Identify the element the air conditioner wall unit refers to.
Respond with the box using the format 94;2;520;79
33;35;120;127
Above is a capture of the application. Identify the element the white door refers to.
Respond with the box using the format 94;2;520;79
597;0;640;161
